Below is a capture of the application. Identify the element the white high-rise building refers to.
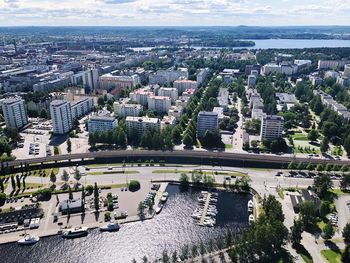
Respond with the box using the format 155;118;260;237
158;87;178;103
260;114;284;141
71;69;99;90
71;98;94;121
197;111;218;138
147;96;171;113
125;116;160;138
114;101;142;118
50;100;72;134
88;115;117;133
2;97;28;129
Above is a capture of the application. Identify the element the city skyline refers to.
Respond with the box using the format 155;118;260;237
0;0;350;26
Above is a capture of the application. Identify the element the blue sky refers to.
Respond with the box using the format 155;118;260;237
0;0;349;26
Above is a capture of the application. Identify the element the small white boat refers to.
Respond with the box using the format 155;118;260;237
248;200;254;213
100;222;120;232
156;204;163;214
62;226;88;238
18;235;40;245
249;214;254;225
161;192;168;203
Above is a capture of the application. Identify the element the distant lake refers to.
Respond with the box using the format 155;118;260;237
130;39;350;51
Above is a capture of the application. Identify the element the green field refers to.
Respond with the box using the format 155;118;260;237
321;249;343;263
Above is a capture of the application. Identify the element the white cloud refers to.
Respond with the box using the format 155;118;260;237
0;0;349;26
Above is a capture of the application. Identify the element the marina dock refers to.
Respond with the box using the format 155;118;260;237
198;192;212;226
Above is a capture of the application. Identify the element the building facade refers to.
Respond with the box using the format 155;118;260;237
197;111;218;138
50;100;72;134
260;114;284;141
125;116;160;138
2;97;28;129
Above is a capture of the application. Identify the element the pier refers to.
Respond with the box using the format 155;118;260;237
198;192;212;226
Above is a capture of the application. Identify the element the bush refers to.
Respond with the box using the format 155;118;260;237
0;192;6;204
34;188;52;200
86;185;94;195
128;180;141;192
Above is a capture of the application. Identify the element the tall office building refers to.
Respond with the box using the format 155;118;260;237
197;111;218;138
260;114;284;141
50;100;72;134
2;97;28;129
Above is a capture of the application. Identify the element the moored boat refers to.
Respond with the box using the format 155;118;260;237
18;235;40;245
62;226;88;238
99;222;120;232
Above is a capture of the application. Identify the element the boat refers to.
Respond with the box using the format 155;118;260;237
62;226;88;238
100;222;120;232
156;204;163;214
18;235;40;245
161;192;169;203
249;214;254;225
248;200;254;213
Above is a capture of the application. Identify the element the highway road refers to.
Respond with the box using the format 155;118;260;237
3;149;350;170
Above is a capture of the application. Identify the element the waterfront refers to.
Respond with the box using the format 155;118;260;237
131;39;350;51
0;184;250;263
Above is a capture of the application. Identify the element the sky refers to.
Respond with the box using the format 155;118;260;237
0;0;350;26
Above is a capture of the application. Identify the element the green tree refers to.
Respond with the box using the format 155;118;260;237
94;182;99;211
183;133;193;148
313;174;333;198
67;138;72;153
299;201;318;228
73;167;81;186
39;108;49;119
320;137;329;153
50;170;56;184
341;174;350;192
61;170;69;186
290;219;303;247
171;251;177;263
344;223;350;245
54;146;59;155
322;221;334;240
263;195;285;222
308;129;319;142
68;186;73;200
10;175;16;191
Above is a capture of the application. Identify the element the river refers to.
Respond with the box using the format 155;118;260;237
131;39;350;51
0;184;251;263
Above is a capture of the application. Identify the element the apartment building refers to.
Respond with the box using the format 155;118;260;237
149;68;188;85
173;79;197;94
50;100;72;134
125;116;160;138
114;101;142;118
158;87;178;103
87;115;118;133
98;74;140;90
147;96;171;114
260;114;284;141
71;97;94;120
2;97;28;129
197;111;218;138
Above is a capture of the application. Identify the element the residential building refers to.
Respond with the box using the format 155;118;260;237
217;88;229;110
161;115;176;130
213;107;226;121
182;88;196;98
114;101;142;118
71;68;99;90
2;97;28;129
149;68;188;85
344;64;350;77
147;96;171;113
158;87;178;103
325;70;340;79
247;74;257;87
50;100;72;134
129;88;153;106
318;60;349;70
87;115;117;133
309;75;323;86
125;116;160;138
173;79;197;94
251;108;264;120
260;114;284;141
196;68;209;85
337;76;350;87
98;74;140;91
197;111;218;138
168;105;183;120
71;97;94;120
275;93;297;111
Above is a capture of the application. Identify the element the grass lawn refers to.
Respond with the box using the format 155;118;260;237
225;144;233;149
86;163;124;168
321;249;343;263
87;171;139;176
292;133;309;141
277;188;284;199
331;188;348;197
100;183;127;189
